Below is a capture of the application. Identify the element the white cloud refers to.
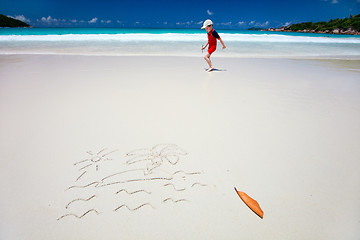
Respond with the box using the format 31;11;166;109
175;21;194;26
255;21;270;27
247;20;270;28
9;15;30;23
33;17;97;26
238;21;245;26
207;9;213;15
41;16;58;23
321;0;339;3
88;17;98;24
101;20;112;24
219;22;232;26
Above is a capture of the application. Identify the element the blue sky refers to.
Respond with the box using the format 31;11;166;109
2;0;360;28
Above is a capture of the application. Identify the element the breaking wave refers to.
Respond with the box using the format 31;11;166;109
1;33;360;44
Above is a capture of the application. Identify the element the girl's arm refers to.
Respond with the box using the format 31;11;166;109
202;42;209;50
219;38;226;49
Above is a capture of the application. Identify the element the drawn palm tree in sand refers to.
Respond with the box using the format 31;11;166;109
125;144;188;175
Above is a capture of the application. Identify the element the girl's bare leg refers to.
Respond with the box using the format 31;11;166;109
204;53;214;72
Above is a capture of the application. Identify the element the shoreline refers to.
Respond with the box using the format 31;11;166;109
1;54;360;73
1;52;360;61
1;30;360;60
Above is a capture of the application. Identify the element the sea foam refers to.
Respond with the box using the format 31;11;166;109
1;32;360;58
1;33;360;44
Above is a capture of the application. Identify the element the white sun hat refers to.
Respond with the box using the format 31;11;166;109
201;19;213;29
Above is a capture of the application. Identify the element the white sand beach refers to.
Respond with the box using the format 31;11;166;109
0;54;360;239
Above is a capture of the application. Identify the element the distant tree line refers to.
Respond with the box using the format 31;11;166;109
286;14;360;32
247;27;264;31
0;14;30;27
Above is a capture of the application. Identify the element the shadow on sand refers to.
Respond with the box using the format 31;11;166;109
204;68;227;72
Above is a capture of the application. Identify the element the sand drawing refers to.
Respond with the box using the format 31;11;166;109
164;183;186;192
73;148;119;182
65;176;173;190
57;209;100;221
125;144;188;175
162;198;188;203
76;171;87;182
65;195;96;209
58;144;208;220
115;189;152;195
191;182;208;188
114;203;155;211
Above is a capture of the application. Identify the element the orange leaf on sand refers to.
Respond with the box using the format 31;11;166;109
234;187;264;219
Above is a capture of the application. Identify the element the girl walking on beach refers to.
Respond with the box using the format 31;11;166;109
201;19;226;72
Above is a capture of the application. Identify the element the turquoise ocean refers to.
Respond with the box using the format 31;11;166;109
1;28;360;58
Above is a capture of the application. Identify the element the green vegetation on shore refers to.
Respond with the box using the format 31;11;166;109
284;14;359;34
0;14;30;27
267;14;360;35
288;14;359;31
247;27;266;31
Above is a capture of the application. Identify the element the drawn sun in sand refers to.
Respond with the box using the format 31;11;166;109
58;144;208;220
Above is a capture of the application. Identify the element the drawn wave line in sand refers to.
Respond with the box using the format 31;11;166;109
191;182;208;187
57;209;100;221
66;181;99;190
164;183;186;191
65;195;96;209
162;198;188;203
115;189;152;195
114;203;155;211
